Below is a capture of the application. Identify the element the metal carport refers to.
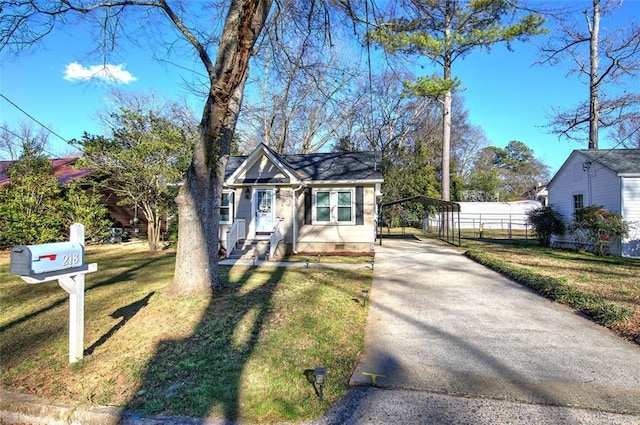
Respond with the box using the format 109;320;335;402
378;196;461;246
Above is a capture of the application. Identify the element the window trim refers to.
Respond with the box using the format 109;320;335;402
312;188;356;225
573;193;584;212
220;190;234;224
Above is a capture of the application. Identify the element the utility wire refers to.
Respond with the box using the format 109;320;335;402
0;124;62;159
581;125;640;166
0;92;71;145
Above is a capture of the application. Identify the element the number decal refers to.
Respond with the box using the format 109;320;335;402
62;254;80;267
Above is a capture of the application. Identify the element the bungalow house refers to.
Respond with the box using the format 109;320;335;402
221;143;383;258
547;149;640;258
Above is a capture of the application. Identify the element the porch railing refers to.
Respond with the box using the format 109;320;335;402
269;218;285;260
225;218;246;258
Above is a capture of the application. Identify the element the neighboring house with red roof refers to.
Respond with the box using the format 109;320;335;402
0;157;151;237
0;157;90;185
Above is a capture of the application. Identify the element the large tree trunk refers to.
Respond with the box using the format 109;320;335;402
168;0;273;296
588;0;600;150
442;89;452;202
442;5;452;202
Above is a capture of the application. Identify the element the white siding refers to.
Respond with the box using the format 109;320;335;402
622;177;640;258
550;153;621;220
549;152;624;255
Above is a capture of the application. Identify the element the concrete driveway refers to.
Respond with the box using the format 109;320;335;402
321;237;640;425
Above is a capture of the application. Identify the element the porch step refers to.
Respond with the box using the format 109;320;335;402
228;240;270;260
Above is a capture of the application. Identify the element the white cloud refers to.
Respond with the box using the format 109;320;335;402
64;62;137;84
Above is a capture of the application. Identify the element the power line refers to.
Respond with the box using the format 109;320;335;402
0;124;62;159
0;92;71;145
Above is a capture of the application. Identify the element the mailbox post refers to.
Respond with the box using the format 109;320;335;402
10;223;97;363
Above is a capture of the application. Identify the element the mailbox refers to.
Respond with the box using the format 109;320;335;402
10;242;84;276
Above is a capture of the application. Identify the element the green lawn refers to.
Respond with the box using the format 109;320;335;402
0;242;371;423
460;239;640;344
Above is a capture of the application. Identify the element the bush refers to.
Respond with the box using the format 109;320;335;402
526;206;565;247
571;206;628;256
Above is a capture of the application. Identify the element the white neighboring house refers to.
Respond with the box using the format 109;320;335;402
547;149;640;258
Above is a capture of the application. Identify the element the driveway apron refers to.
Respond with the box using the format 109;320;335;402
349;237;640;415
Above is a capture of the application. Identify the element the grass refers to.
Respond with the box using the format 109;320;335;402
0;242;371;423
461;239;640;344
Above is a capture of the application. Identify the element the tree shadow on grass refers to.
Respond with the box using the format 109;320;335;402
123;265;286;422
0;257;164;336
85;291;155;355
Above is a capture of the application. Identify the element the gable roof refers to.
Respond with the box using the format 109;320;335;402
225;143;383;185
548;149;640;188
0;157;90;186
576;149;640;175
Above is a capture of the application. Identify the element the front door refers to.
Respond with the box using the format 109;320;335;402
254;188;274;236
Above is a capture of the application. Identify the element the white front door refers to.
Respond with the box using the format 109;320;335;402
254;188;274;236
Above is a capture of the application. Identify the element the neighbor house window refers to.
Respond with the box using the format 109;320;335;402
573;194;584;212
313;189;355;224
220;191;233;223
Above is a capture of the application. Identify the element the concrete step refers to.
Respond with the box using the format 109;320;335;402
228;240;269;260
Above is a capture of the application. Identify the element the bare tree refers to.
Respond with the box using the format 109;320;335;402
0;122;50;160
612;114;640;148
240;4;362;154
541;0;640;149
346;71;437;159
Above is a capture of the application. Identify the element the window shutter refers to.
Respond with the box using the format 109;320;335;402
304;188;312;224
356;186;364;225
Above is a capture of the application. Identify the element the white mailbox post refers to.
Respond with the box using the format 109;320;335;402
10;223;98;363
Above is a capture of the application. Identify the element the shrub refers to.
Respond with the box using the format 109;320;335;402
571;206;628;256
526;206;565;247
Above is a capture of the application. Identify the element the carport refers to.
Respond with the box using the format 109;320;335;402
378;196;461;246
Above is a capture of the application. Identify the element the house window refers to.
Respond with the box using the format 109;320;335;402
313;189;355;224
337;191;352;222
573;194;584;212
220;191;233;223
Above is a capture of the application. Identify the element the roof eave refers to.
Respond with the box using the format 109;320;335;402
307;178;384;185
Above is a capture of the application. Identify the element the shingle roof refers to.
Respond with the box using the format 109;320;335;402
578;149;640;174
0;157;90;186
225;148;383;183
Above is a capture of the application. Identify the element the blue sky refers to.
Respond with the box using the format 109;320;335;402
1;1;639;175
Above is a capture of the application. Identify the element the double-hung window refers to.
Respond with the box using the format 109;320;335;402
573;194;584;212
313;189;355;224
220;191;234;224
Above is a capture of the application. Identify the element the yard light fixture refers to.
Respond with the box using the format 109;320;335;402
304;367;327;400
362;289;370;307
305;259;310;268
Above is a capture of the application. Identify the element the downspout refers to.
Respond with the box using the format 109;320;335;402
620;176;625;257
292;183;304;254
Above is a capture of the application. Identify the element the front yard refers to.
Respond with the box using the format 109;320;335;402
0;242;371;423
2;234;638;423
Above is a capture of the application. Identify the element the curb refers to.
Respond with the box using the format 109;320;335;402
0;391;227;425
